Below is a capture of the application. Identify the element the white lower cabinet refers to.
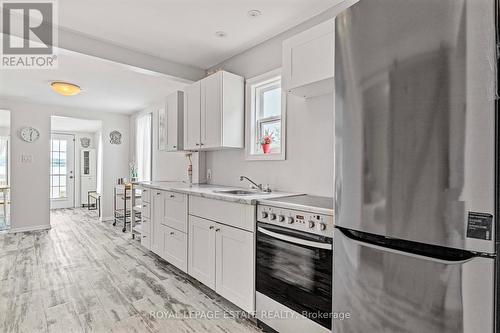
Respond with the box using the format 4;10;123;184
215;223;255;312
162;225;188;273
188;215;255;312
188;215;216;289
151;190;164;256
142;189;256;313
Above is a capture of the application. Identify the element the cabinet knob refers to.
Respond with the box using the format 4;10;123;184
156;192;161;195
195;143;200;146
143;204;147;208
215;228;221;232
170;232;175;235
200;143;205;146
209;226;214;230
173;145;177;148
170;194;175;198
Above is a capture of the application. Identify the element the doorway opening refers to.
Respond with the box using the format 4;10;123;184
50;116;102;212
0;110;10;231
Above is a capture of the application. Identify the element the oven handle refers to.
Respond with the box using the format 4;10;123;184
258;227;333;250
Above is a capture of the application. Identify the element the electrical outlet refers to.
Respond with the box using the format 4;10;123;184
207;168;212;181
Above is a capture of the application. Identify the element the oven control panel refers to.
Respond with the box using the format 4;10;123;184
257;205;333;237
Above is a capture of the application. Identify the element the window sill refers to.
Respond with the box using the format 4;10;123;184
246;152;285;161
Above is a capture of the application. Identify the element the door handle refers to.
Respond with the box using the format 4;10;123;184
337;228;474;265
69;176;74;179
258;227;332;250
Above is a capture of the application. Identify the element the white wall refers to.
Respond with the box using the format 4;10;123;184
1;98;130;231
202;4;349;197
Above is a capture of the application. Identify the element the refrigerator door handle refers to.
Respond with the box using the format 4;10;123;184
258;227;333;250
337;228;475;265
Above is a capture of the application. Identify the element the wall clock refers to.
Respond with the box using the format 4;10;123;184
109;130;122;145
20;127;40;143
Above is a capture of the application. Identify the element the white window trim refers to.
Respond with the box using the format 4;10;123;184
245;68;286;161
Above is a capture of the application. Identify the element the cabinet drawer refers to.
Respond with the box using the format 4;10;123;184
189;196;255;232
141;217;151;235
163;191;188;232
163;225;188;273
142;202;151;218
141;187;151;203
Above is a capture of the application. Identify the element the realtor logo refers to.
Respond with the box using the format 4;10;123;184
1;0;58;68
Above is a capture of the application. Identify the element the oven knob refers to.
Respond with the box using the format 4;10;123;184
308;220;315;229
278;215;285;222
269;213;276;221
317;223;327;231
286;216;294;224
261;211;268;219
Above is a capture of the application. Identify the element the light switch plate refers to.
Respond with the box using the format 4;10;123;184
21;154;33;163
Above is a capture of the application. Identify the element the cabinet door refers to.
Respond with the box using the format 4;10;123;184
184;82;201;150
201;72;222;149
164;226;188;273
215;224;255;312
282;19;334;94
141;232;151;250
163;192;187;232
166;91;183;151
188;216;216;289
151;190;164;255
158;106;167;151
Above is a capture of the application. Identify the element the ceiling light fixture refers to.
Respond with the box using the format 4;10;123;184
50;81;81;96
248;9;262;18
215;31;227;38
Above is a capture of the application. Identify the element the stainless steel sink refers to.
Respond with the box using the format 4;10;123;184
213;189;271;196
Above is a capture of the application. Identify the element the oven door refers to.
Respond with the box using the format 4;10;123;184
256;222;333;331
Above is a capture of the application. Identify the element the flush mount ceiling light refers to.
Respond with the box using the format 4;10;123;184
50;81;81;96
215;31;227;38
248;9;262;18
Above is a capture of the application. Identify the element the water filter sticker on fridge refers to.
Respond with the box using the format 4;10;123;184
466;212;493;240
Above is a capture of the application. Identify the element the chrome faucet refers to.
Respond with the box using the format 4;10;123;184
240;176;271;193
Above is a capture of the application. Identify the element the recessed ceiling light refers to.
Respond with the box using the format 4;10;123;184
215;31;227;38
248;9;262;18
50;81;81;96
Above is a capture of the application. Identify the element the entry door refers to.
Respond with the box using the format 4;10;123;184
50;133;75;209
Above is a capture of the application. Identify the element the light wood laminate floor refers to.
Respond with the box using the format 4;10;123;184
0;209;261;333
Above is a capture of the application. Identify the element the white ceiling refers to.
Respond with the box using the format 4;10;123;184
51;116;102;133
0;47;191;114
57;0;339;68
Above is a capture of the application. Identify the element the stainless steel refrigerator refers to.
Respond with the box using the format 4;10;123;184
333;0;498;332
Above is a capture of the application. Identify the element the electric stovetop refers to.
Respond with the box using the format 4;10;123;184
258;194;333;216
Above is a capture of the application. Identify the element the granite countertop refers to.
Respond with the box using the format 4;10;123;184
138;181;299;205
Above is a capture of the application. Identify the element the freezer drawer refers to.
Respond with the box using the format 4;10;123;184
333;229;494;333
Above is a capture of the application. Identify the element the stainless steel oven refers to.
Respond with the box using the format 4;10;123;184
256;195;334;333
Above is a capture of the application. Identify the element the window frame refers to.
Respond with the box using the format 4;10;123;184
245;68;286;161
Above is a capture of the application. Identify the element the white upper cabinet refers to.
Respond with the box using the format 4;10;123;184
184;81;201;150
184;71;244;151
159;91;184;151
282;19;335;98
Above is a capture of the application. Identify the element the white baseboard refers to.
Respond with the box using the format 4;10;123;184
100;216;113;222
9;224;51;233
